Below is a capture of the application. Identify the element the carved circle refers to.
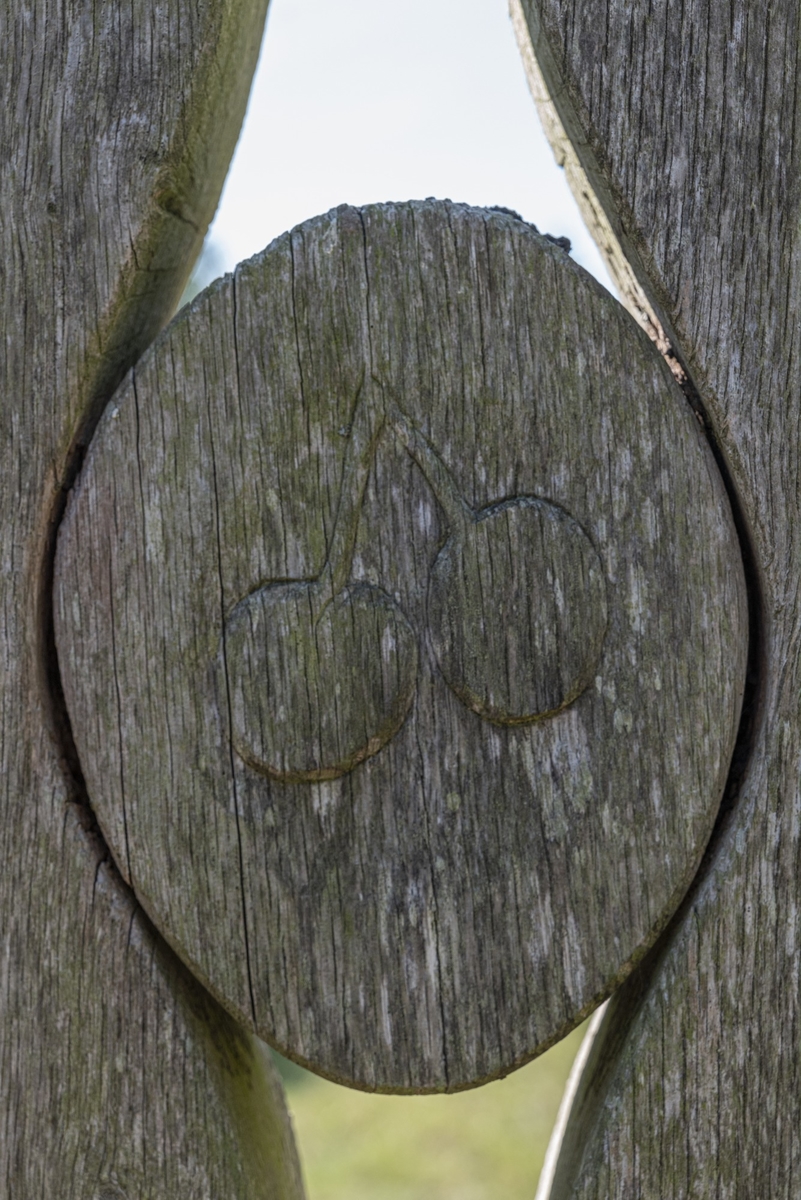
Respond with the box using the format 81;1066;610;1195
55;200;747;1092
428;497;607;724
224;581;418;782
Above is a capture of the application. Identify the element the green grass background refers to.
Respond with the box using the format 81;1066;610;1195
274;1024;584;1199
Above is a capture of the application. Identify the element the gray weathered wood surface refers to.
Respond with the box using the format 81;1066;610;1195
56;199;747;1093
1;0;304;1194
514;0;799;1193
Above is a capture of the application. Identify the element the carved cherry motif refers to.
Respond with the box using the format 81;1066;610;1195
225;380;607;783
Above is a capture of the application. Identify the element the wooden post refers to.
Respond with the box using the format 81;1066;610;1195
513;0;799;1194
0;1;303;1194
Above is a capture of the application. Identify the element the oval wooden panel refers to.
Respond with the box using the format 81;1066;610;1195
55;201;747;1092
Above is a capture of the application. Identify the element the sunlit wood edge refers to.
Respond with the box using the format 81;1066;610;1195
534;1004;608;1200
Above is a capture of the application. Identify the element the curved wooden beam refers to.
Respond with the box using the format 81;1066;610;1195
513;0;796;1193
0;1;303;1194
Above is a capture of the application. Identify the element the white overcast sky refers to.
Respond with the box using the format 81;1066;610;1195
202;0;612;292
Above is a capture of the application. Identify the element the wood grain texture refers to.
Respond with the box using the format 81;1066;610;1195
509;0;677;368
1;0;304;1194
513;0;800;1193
56;200;747;1093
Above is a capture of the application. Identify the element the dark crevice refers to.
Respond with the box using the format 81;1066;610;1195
39;273;193;875
663;351;765;864
40;341;273;1070
39;403;140;929
214;271;260;1031
41;439;94;818
39;308;207;953
600;334;766;986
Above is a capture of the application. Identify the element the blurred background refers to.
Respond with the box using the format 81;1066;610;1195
272;1027;586;1199
184;0;612;299
188;0;610;1193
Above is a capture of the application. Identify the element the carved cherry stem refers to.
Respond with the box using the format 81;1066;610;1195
383;394;472;533
318;376;386;604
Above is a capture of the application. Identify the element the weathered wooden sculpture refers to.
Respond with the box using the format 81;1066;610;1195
2;0;793;1195
55;199;747;1098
